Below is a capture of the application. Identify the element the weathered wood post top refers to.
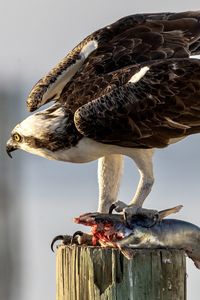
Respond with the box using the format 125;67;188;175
56;245;186;300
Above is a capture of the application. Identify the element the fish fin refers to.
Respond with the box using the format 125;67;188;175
186;250;200;269
158;205;183;220
120;247;136;260
194;260;200;269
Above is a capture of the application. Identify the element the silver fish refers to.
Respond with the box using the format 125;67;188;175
73;205;200;269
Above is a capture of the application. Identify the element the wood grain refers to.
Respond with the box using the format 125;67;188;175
56;245;186;300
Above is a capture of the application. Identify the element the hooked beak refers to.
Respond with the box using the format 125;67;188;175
6;141;18;158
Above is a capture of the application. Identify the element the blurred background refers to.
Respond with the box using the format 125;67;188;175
1;0;200;299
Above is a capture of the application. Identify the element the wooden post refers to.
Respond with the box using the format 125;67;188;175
56;245;186;300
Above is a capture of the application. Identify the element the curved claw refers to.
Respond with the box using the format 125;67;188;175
123;211;130;228
71;231;84;245
51;235;65;252
109;204;116;214
153;212;160;223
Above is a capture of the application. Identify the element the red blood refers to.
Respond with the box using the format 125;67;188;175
74;215;124;246
90;223;123;245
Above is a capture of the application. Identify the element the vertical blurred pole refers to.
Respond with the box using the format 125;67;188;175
0;86;22;300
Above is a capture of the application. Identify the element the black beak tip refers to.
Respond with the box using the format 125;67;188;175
6;150;13;158
6;143;17;158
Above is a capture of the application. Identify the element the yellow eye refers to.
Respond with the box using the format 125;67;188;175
13;133;22;142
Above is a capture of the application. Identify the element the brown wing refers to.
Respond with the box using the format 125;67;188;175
73;58;200;149
86;11;200;73
27;11;200;112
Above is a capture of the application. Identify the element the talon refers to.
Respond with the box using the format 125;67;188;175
109;204;116;214
123;211;130;228
71;231;84;244
153;212;159;223
109;201;128;213
72;231;93;245
51;235;65;252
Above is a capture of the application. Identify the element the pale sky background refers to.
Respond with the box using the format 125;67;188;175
1;1;200;299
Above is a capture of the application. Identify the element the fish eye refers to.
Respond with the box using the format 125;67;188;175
13;133;22;142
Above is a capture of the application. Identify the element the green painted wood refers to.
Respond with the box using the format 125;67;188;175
56;245;186;300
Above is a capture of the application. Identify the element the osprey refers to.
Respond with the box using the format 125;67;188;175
6;11;200;218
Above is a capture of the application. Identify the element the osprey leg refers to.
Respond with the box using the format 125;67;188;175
97;154;124;213
112;149;156;218
130;148;154;206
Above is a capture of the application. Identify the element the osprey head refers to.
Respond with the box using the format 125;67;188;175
6;104;81;160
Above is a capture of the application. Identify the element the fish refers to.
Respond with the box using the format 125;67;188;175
73;205;200;269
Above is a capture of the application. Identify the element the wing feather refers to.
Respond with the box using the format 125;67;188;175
27;11;200;112
74;58;200;149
